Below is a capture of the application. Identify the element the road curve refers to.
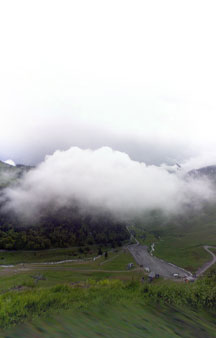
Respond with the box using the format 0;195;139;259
128;244;192;278
196;246;216;276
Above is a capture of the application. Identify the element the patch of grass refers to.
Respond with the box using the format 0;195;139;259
97;249;137;270
0;245;112;265
210;248;216;255
154;242;210;272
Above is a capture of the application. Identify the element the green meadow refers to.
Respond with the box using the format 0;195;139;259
0;249;140;294
0;245;114;265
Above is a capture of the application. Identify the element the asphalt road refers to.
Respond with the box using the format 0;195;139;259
128;244;192;278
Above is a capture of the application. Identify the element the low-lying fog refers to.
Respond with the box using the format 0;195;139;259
1;147;215;221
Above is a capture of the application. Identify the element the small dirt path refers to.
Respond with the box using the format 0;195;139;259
0;265;141;276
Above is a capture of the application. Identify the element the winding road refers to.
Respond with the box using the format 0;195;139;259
196;245;216;276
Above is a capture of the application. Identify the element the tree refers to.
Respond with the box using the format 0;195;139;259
98;247;103;255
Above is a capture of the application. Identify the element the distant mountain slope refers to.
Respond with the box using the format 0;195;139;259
188;165;216;180
0;161;33;188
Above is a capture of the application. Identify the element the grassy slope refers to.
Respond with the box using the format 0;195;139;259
131;209;216;272
211;248;216;255
0;274;216;337
4;303;216;338
154;222;216;272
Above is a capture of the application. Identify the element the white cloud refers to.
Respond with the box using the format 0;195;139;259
3;147;214;220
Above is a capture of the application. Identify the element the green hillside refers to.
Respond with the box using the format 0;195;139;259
132;205;216;272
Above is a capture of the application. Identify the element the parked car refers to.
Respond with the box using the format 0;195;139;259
173;273;179;278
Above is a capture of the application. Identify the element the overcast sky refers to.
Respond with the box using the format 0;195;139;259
1;0;216;166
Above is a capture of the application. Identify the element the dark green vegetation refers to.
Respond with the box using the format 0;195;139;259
0;161;129;250
0;196;129;250
0;268;215;336
0;211;129;250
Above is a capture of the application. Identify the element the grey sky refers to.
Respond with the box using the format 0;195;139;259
1;0;216;166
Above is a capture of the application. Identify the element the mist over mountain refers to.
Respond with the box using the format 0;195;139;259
0;160;32;189
188;165;216;181
1;147;215;224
